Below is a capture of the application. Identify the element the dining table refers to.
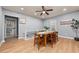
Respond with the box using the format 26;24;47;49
36;31;57;47
34;31;58;50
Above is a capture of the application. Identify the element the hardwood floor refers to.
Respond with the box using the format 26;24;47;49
0;37;79;53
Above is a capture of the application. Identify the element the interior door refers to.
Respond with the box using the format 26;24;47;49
5;16;18;38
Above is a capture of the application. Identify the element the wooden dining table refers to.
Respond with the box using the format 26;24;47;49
36;31;56;47
36;31;58;49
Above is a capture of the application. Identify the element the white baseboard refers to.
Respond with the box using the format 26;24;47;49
18;36;34;40
26;37;34;40
19;35;74;40
0;39;5;47
58;35;74;40
18;37;26;40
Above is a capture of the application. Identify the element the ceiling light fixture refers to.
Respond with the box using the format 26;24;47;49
63;8;67;11
21;8;24;10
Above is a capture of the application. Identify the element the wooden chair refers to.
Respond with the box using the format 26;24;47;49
47;34;51;43
55;32;58;42
49;32;58;47
51;32;57;43
34;33;38;46
50;32;58;46
45;33;54;48
34;33;44;50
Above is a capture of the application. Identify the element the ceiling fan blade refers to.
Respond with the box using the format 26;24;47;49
36;11;42;12
40;13;43;16
46;9;53;11
45;12;49;15
42;6;45;11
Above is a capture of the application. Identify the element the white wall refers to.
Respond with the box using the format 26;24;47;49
44;19;57;31
0;7;4;43
2;9;43;39
44;11;79;39
26;16;43;32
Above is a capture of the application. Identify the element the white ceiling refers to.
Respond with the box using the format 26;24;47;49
2;6;79;19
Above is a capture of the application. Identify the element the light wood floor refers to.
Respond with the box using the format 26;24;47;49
0;37;79;53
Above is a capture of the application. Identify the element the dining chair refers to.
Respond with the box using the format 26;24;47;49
49;32;57;47
47;34;51;43
34;33;44;50
55;32;58;42
50;32;58;45
34;33;38;46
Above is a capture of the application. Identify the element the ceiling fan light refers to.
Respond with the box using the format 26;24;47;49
63;8;67;11
21;8;24;10
43;11;45;14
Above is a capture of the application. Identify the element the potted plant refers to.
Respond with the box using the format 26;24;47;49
44;26;50;31
71;18;79;41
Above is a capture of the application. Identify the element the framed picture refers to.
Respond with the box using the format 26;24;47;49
60;19;72;25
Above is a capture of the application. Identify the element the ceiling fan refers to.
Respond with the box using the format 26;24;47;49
35;6;53;16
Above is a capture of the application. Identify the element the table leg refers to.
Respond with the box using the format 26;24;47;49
38;35;40;50
44;34;47;47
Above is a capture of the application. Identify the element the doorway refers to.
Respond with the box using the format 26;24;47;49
5;15;19;41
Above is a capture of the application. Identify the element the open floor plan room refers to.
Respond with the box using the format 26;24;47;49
0;6;79;53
